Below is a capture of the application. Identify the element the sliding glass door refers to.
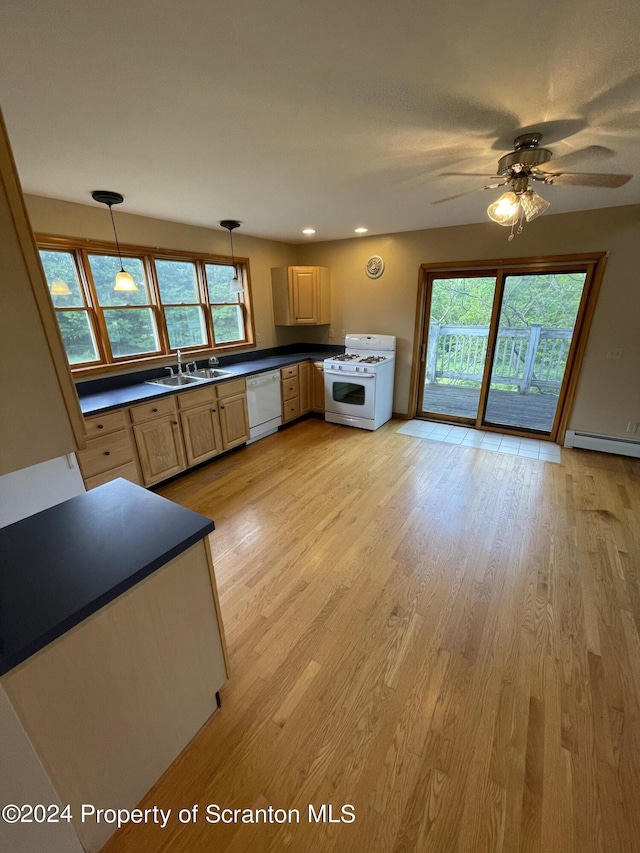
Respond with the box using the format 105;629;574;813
417;260;596;439
483;271;587;433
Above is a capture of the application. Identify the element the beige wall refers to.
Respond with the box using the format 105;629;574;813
298;205;640;438
26;195;640;439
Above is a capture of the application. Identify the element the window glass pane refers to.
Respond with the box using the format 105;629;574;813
103;308;159;357
205;264;240;303
155;259;198;303
39;250;85;307
56;311;99;364
211;305;244;343
88;255;148;306
165;306;207;349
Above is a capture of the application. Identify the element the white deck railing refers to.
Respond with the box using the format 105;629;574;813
426;323;573;393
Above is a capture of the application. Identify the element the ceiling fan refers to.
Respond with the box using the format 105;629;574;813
433;132;633;239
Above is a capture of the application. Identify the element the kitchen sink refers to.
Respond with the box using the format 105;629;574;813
145;374;204;388
145;368;233;388
189;368;233;380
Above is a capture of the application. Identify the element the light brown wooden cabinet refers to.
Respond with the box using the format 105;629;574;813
130;398;186;486
78;411;141;490
217;380;250;449
178;386;223;467
299;361;311;415
311;361;325;413
271;266;331;326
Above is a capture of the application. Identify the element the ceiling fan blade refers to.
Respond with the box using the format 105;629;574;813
544;172;632;188
439;172;503;178
431;183;507;204
537;145;614;173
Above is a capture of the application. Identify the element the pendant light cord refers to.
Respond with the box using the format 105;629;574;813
108;204;126;272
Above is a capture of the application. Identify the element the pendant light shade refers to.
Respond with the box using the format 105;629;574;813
91;190;138;291
50;280;71;296
219;220;243;294
520;189;551;222
487;191;520;226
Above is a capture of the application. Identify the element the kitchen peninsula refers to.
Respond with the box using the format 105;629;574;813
0;479;227;853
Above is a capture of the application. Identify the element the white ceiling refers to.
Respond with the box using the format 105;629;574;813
1;0;639;243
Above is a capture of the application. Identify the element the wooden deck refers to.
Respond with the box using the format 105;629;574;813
423;382;559;431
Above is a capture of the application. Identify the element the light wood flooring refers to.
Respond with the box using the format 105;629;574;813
102;417;640;853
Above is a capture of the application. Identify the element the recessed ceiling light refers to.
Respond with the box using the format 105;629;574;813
302;228;316;235
354;227;368;234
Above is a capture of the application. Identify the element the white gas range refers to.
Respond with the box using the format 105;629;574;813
324;334;396;431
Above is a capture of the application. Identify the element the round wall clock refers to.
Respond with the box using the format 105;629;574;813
365;255;385;279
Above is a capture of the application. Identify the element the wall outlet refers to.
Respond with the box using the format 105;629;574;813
627;421;639;434
329;327;334;338
256;333;262;344
607;348;623;359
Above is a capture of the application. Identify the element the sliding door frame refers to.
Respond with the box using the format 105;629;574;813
409;252;608;444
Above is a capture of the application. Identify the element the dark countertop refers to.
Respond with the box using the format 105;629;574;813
78;349;336;416
0;479;214;676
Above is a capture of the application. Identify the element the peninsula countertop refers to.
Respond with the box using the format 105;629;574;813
0;478;214;675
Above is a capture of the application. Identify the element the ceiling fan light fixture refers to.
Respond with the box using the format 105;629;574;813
487;191;520;226
520;189;551;222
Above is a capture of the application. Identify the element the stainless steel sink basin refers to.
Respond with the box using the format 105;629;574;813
189;368;233;380
145;374;204;388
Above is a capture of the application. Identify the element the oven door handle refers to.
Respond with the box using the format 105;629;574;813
324;370;376;379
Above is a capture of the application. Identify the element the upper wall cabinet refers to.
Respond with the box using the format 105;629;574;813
271;266;331;326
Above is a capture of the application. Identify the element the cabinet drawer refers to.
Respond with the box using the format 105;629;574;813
129;396;176;423
281;377;299;401
282;398;300;423
83;461;141;491
77;430;136;479
84;409;127;438
280;365;298;380
177;385;216;410
216;378;246;399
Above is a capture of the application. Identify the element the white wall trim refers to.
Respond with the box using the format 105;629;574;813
564;430;640;458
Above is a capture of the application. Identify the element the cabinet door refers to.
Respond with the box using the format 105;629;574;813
133;416;186;486
218;392;250;449
290;267;319;324
311;361;325;412
299;362;311;415
180;403;223;467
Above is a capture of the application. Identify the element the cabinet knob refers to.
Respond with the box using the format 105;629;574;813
220;405;225;409
152;408;158;413
212;408;217;413
104;451;111;456
97;424;104;429
173;421;178;425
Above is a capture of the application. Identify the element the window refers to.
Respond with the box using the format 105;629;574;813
204;264;245;344
37;237;254;373
40;250;100;365
155;259;207;349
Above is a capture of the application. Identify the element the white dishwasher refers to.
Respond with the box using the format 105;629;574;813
246;370;282;443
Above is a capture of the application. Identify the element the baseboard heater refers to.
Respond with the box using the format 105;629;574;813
564;430;640;458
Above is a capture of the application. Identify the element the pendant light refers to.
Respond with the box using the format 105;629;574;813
91;190;138;291
219;220;243;294
49;280;72;296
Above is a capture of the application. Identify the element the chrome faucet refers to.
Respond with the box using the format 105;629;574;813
176;350;183;374
209;356;219;368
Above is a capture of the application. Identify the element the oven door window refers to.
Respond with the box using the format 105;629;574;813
332;381;366;406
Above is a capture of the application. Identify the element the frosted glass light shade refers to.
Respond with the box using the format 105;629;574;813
229;267;243;294
50;280;71;295
520;190;550;222
114;269;138;291
487;191;520;226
